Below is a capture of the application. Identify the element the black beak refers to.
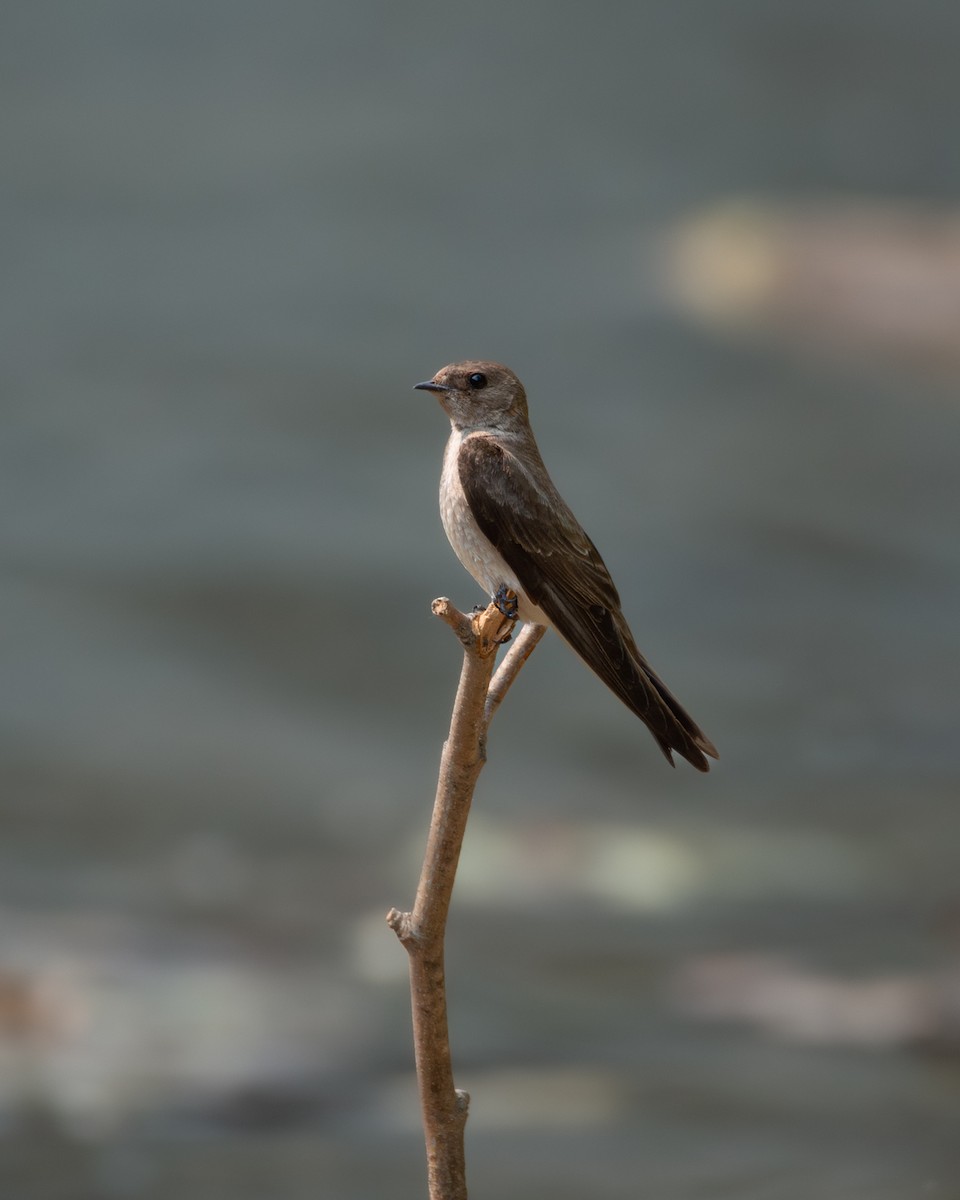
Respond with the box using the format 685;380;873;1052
414;380;450;393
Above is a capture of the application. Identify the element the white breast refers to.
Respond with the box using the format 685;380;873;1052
439;429;551;627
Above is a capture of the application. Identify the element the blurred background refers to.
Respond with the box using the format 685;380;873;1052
2;3;959;1197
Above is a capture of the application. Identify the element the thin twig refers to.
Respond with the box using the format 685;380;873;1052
484;622;547;729
387;595;534;1200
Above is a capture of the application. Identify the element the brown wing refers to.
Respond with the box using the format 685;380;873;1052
458;433;718;771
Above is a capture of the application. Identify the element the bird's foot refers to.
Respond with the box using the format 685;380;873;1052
494;584;519;621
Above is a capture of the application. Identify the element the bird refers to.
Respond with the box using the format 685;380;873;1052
414;360;718;772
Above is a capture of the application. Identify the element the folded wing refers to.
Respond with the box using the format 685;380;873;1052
458;433;718;771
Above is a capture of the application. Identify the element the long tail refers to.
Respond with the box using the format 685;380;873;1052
533;589;718;771
626;655;718;772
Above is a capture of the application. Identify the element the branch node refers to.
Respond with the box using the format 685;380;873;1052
386;907;415;946
432;593;517;656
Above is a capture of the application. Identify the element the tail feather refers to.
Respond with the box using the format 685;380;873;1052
632;660;718;772
526;588;718;772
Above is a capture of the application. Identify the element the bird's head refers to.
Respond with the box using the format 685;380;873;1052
414;361;529;432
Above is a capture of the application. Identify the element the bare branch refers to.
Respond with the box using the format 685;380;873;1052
387;593;541;1199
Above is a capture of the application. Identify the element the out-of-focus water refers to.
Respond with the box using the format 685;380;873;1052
2;4;959;1197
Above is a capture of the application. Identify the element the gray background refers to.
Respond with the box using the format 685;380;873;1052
2;3;959;1197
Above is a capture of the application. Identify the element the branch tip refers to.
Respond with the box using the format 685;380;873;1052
431;597;475;646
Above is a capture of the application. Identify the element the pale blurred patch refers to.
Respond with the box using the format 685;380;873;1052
0;909;369;1136
434;814;880;912
672;953;960;1049
663;199;960;374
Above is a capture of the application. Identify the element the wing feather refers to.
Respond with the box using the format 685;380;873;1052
458;434;717;771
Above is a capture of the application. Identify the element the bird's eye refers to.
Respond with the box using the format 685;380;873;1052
467;372;487;389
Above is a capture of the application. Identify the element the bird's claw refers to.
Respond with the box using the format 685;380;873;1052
494;584;519;621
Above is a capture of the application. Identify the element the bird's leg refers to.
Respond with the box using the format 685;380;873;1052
494;583;519;622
